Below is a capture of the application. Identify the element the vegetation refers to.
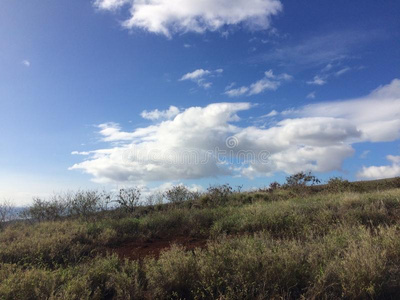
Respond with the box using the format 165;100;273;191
0;199;14;229
1;175;400;299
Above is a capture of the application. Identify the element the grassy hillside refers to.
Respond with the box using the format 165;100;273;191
1;177;400;299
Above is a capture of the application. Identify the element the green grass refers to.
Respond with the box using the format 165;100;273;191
1;180;400;299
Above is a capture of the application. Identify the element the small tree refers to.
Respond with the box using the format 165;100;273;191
24;196;68;222
165;185;195;204
117;188;141;213
284;171;320;188
69;190;105;217
0;199;14;228
268;181;281;192
146;192;164;207
206;184;233;206
327;177;351;193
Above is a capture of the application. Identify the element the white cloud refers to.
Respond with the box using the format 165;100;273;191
225;69;292;97
71;151;91;156
360;150;370;159
248;78;279;95
357;155;400;180
21;60;30;67
180;68;223;89
265;110;278;117
94;0;130;10
180;69;211;81
307;91;316;99
225;82;236;91
141;106;180;121
71;79;400;184
95;0;282;38
335;67;351;76
322;63;333;72
307;75;326;86
388;155;400;164
295;79;400;142
307;65;352;86
225;86;249;97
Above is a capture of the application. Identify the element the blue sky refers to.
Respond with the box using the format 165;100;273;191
1;0;399;204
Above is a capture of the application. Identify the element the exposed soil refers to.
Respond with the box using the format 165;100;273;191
106;236;208;261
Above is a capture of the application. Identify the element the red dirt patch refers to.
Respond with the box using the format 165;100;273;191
106;236;208;260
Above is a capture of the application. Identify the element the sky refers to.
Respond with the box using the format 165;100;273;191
1;0;400;204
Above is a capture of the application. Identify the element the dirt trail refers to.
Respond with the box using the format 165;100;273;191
106;236;208;260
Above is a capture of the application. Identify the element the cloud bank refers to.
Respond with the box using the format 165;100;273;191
358;155;400;180
70;79;400;184
94;0;283;37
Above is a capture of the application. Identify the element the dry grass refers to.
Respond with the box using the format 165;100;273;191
1;185;400;299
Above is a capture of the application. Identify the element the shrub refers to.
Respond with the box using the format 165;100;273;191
268;181;281;192
60;255;144;300
0;199;14;228
116;188;141;213
165;185;196;204
0;256;145;300
145;245;198;299
0;264;62;300
0;221;97;267
202;184;233;206
284;171;321;187
21;191;113;222
282;171;320;196
23;196;68;222
326;176;352;193
145;191;164;207
69;190;111;217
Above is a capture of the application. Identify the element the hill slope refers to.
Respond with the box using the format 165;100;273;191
1;178;400;299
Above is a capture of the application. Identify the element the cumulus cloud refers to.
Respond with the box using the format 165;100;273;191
94;0;283;38
141;106;180;121
180;68;223;89
357;155;400;180
225;69;292;97
71;79;400;184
